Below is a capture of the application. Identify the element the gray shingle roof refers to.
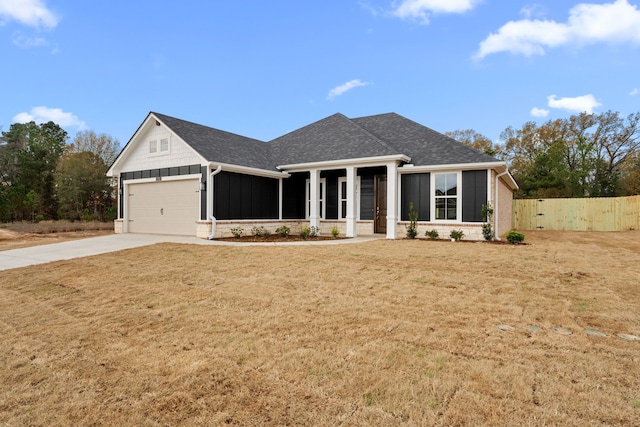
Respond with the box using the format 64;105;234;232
153;111;498;171
153;112;275;171
352;113;498;165
269;113;398;166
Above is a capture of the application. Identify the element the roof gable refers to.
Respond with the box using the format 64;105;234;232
110;111;505;176
269;113;399;166
152;112;275;171
352;113;498;166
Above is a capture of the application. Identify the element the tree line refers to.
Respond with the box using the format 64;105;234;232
0;121;120;222
2;110;639;223
447;110;640;199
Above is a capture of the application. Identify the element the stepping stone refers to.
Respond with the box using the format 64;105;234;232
617;334;640;341
497;324;514;331
584;329;607;337
552;327;573;335
528;325;541;332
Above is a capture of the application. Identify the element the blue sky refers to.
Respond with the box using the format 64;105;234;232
1;0;639;148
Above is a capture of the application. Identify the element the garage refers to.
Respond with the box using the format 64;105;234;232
127;179;200;235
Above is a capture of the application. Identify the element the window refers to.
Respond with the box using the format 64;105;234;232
149;138;169;155
306;178;326;219
338;178;347;219
435;173;458;220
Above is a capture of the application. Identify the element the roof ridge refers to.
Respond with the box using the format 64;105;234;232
347;113;403;154
152;112;266;143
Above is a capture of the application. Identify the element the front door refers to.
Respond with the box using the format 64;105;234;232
375;175;387;234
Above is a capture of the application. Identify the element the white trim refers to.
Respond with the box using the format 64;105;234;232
400;161;507;173
386;162;398;239
356;176;361;220
338;177;347;219
401;162;518;191
278;154;411;172
431;171;461;222
306;176;326;220
107;113;207;176
209;161;290;179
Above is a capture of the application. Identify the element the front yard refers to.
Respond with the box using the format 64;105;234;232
1;231;639;425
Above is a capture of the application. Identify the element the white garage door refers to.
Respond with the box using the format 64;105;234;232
128;179;200;235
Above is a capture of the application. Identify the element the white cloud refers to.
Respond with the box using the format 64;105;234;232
531;107;550;118
630;88;639;96
475;0;640;59
327;79;369;101
520;4;546;19
12;32;47;47
13;106;87;130
547;94;602;114
392;0;481;24
0;0;59;29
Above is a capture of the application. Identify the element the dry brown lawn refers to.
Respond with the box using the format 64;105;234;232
1;231;639;426
0;222;113;251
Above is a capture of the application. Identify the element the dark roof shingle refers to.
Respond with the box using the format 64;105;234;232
153;112;275;171
153;111;499;171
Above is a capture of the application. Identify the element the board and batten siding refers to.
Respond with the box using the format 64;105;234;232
117;125;203;172
513;195;640;231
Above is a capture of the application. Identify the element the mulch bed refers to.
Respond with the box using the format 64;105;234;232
217;235;348;242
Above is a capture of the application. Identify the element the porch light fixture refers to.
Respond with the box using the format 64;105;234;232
199;181;206;191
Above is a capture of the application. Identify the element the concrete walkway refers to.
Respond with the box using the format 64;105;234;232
0;234;381;272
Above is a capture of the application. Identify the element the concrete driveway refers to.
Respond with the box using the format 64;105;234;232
0;234;212;272
0;233;380;271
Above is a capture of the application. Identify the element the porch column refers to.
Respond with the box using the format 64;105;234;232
278;178;283;220
309;169;320;229
386;162;398;239
345;166;357;237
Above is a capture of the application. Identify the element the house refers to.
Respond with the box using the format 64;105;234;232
106;112;518;240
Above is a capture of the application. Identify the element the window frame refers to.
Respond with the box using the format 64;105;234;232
159;138;169;152
305;178;326;219
149;136;170;156
338;177;347;219
432;172;461;222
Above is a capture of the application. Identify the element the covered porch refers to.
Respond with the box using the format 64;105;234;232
278;155;409;239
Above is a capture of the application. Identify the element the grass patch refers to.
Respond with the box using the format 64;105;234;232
0;231;639;425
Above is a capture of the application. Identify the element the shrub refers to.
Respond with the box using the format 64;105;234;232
230;227;244;238
251;225;266;237
300;226;311;239
331;226;339;238
406;202;418;239
106;206;117;221
481;203;495;241
449;229;464;241
425;229;439;239
506;230;525;244
275;225;290;237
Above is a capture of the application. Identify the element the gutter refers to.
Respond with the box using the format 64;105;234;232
207;164;223;240
494;169;509;241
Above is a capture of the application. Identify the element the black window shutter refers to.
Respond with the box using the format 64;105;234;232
462;170;487;222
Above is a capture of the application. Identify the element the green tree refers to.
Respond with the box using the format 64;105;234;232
445;129;504;157
0;121;67;220
501;111;640;198
618;151;640;195
55;131;120;221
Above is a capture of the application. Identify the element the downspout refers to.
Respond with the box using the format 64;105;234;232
494;169;509;241
208;164;223;240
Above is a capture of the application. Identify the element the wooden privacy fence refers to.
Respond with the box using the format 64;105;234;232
513;196;640;231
